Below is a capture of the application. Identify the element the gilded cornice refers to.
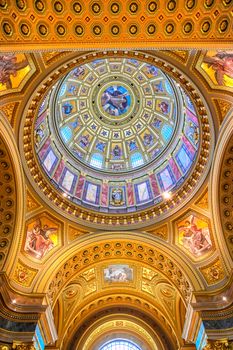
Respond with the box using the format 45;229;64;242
0;0;232;51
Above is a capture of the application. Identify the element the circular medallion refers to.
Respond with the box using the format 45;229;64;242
100;85;131;118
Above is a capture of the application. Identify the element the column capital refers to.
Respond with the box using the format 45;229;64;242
0;273;57;347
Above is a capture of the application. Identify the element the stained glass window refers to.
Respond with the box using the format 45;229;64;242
130;152;144;168
61;126;72;143
99;339;141;350
90;153;104;169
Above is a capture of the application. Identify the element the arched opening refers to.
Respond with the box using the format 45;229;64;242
100;339;142;350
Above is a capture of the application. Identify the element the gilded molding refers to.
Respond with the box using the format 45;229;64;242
0;1;232;51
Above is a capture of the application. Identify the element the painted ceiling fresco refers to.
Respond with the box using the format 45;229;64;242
0;53;33;95
34;57;200;213
201;50;233;88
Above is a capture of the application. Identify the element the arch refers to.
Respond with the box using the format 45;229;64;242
0;114;25;275
33;232;204;299
210;111;233;269
130;152;144;168
99;339;142;350
90;152;104;169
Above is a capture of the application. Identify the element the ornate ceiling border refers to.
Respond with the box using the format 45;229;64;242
0;0;232;51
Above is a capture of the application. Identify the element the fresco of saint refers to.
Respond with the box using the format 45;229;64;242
202;51;233;87
25;218;58;259
178;215;212;257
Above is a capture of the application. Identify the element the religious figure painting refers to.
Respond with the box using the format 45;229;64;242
62;102;74;115
112;144;122;159
104;265;133;282
157;100;170;114
101;85;131;116
201;51;233;87
25;216;59;259
110;187;125;206
71;65;87;79
35;120;46;148
143;64;159;78
177;214;212;257
0;54;31;94
85;183;98;204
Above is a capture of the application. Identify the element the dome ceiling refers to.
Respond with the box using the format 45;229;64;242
53;58;179;173
23;51;213;228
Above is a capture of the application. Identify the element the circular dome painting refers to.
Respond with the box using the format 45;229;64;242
52;58;179;173
31;53;207;223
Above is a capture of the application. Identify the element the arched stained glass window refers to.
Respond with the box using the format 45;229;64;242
90;153;104;169
130;152;144;168
61;126;72;143
161;124;173;142
100;339;141;350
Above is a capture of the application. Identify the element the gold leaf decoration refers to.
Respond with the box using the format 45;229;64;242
214;99;232;125
195;190;209;210
1;102;19;127
68;225;90;241
200;259;225;285
26;190;41;212
13;260;38;287
145;224;168;240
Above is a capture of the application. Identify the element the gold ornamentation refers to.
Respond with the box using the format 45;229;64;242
68;225;89;241
195;189;209;210
84;281;97;296
12;342;36;350
41;51;71;66
26;190;40;212
141;281;154;295
164;50;189;63
214;99;232;124
1;102;19;127
200;259;225;285
142;267;158;280
145;224;168;240
48;240;192;304
13;260;37;287
81;268;96;281
0;135;16;269
203;340;231;350
218;135;233;260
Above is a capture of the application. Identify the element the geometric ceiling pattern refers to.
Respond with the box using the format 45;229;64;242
0;12;233;347
23;50;214;228
0;0;232;51
34;57;200;215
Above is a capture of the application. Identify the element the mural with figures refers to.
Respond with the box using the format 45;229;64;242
177;214;212;258
104;265;133;282
24;215;59;259
34;57;201;214
0;54;32;95
201;51;233;88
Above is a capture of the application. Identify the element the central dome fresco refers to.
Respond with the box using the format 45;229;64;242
54;58;179;173
32;54;204;220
